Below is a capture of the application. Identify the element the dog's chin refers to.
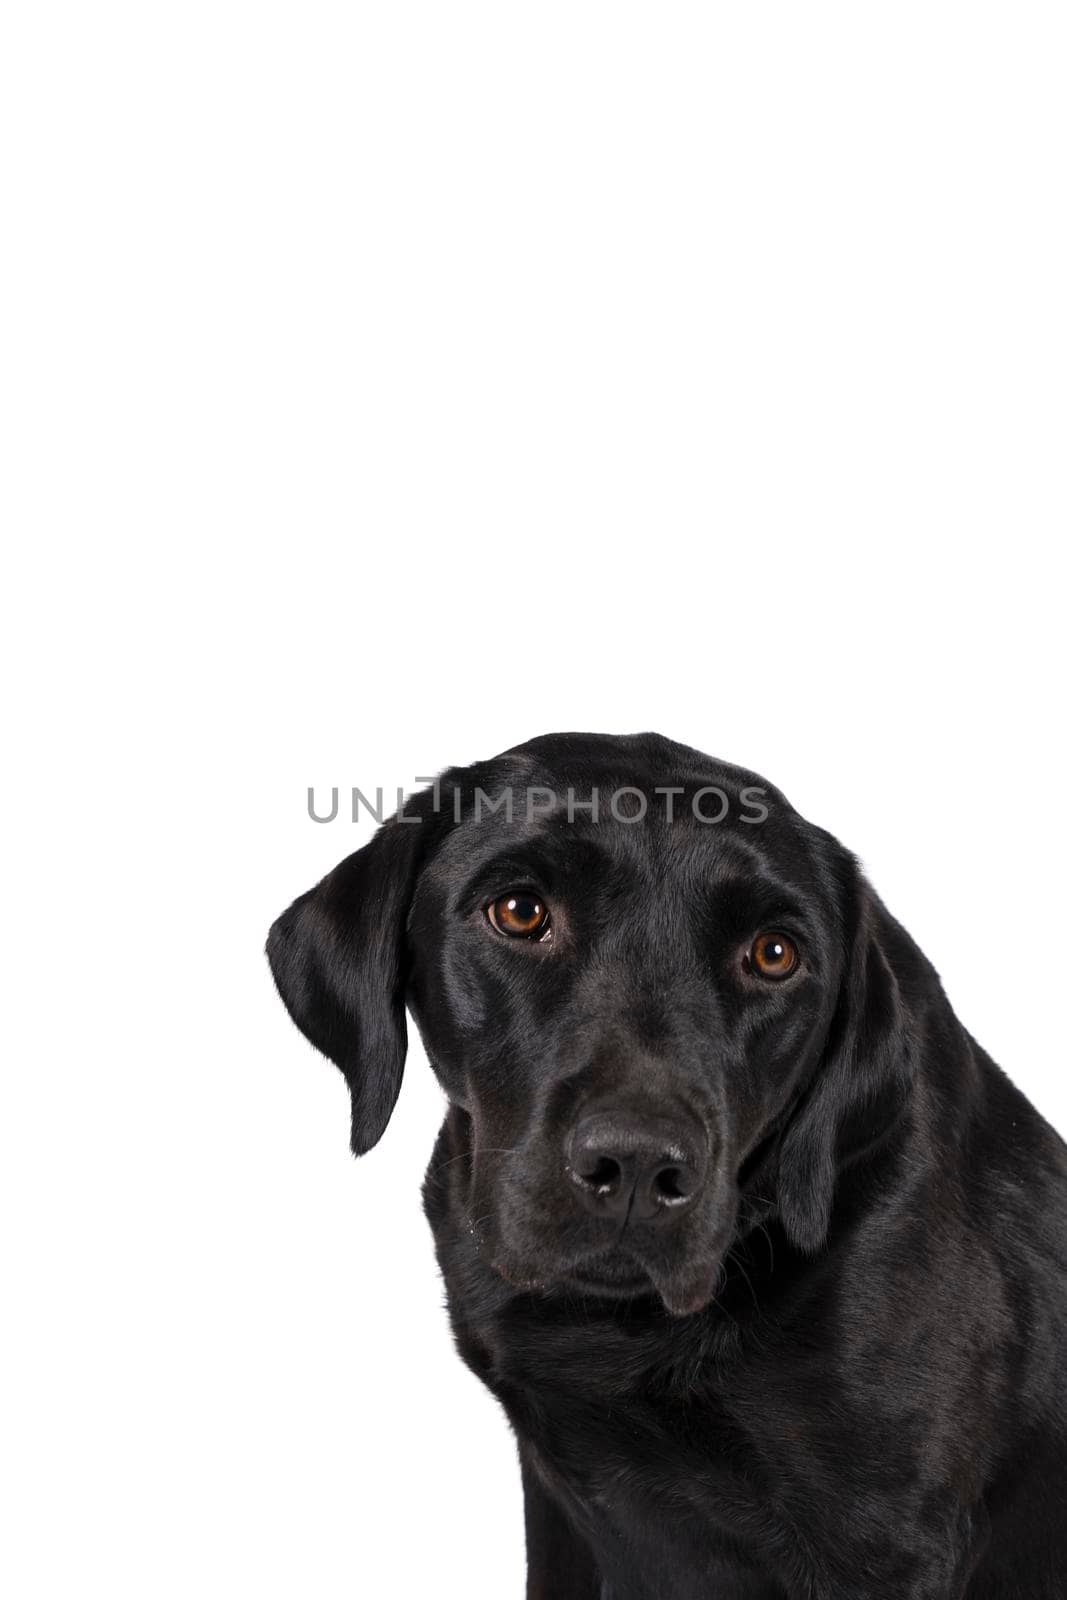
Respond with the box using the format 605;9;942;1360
564;1254;654;1300
496;1250;720;1319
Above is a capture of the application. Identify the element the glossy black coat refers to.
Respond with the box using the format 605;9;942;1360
268;733;1067;1598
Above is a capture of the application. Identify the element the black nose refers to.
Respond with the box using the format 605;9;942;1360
566;1111;706;1223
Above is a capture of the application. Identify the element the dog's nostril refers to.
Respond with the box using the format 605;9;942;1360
576;1156;622;1193
653;1166;686;1203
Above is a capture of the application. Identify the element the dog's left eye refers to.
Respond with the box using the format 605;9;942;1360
747;931;800;980
487;892;552;941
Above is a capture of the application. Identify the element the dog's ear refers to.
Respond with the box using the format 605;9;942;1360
776;863;912;1254
266;814;428;1154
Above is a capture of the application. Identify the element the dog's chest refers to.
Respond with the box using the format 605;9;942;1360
484;1330;791;1596
521;1399;789;1599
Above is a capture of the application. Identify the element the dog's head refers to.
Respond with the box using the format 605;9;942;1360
268;733;908;1316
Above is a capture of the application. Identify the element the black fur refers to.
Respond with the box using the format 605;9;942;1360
268;733;1067;1598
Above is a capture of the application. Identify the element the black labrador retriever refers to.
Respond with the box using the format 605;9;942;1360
268;733;1067;1598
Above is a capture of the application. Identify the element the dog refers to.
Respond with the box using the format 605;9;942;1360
267;733;1067;1598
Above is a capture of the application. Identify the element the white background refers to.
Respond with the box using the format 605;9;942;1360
3;4;1065;1596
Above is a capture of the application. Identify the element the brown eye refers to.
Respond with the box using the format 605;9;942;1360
487;892;551;941
749;931;799;980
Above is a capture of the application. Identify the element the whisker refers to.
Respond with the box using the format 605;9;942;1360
433;1145;521;1172
730;1255;760;1314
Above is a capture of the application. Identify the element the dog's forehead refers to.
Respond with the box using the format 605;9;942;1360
422;736;820;895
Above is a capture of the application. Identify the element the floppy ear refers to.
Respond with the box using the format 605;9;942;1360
776;872;912;1254
266;817;425;1154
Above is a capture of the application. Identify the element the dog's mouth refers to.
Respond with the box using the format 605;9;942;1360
495;1247;721;1319
565;1253;652;1298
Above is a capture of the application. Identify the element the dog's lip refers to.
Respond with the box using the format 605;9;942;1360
494;1253;719;1317
572;1248;646;1286
566;1253;650;1292
490;1251;651;1298
568;1254;720;1317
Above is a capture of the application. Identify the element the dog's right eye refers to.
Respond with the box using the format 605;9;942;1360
486;892;552;941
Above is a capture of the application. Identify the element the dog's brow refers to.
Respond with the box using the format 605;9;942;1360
458;850;564;901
